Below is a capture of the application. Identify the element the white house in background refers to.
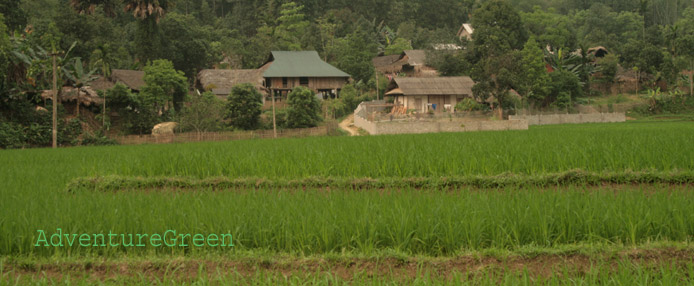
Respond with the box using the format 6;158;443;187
385;76;476;113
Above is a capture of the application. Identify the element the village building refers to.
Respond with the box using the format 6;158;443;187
262;51;351;100
385;76;475;113
109;69;146;92
372;50;438;77
457;23;474;41
196;68;267;100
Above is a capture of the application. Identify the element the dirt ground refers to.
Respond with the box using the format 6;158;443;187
338;114;360;136
5;248;694;283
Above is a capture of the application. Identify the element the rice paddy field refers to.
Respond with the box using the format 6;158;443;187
2;121;694;285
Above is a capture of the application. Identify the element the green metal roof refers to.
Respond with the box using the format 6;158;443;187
263;51;351;78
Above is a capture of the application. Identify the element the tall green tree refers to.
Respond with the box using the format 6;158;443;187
226;83;263;130
518;37;550;107
469;0;526;109
141;59;187;114
275;2;309;51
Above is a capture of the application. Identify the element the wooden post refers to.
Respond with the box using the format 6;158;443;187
375;72;379;101
272;90;277;138
51;53;58;149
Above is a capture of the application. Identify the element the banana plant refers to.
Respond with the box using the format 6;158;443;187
62;57;98;116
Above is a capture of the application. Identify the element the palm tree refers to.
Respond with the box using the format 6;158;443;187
123;0;171;22
69;0;117;16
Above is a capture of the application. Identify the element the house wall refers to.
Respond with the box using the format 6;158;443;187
266;77;349;91
508;113;626;125
393;95;470;112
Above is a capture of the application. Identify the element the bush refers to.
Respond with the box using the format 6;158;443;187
455;98;486;112
81;131;118;146
286;87;322;128
226;84;263;130
0;122;26;149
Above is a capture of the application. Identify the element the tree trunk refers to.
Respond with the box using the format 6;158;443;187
52;54;58;149
76;90;80;117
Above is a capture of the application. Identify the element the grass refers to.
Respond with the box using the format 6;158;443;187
2;121;694;283
6;184;694;256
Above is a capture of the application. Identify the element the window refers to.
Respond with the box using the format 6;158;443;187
282;77;288;88
299;77;309;86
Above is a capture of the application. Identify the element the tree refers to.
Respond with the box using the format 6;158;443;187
331;22;377;83
180;91;223;135
123;0;171;22
384;38;412;56
518;37;550;107
468;0;527;109
286;86;321;128
124;0;172;62
274;2;309;51
0;1;27;32
159;12;213;77
141;59;187;114
548;70;583;109
62;57;98;116
226;83;263;130
471;0;528;59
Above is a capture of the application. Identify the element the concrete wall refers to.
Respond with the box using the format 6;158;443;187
371;119;528;135
508;113;626;126
354;101;528;135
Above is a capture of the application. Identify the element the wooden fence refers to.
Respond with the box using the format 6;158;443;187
113;124;337;145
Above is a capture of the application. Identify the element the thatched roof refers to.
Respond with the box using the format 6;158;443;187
198;69;266;96
41;86;104;106
90;76;115;91
385;76;475;96
111;69;145;91
401;50;427;66
587;46;609;57
372;55;403;73
263;51;350;78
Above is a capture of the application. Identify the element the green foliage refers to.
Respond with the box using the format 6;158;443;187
180;91;224;133
286;86;322;128
274;2;309;51
80;130;118;146
226;84;263;130
159;13;215;77
640;88;693;114
548;70;583;109
107;83;160;135
428;50;469;76
454;98;486;112
384;38;412;56
596;54;619;82
330;24;377;83
141;59;187;113
518;37;550;106
522;7;576;50
471;0;528;58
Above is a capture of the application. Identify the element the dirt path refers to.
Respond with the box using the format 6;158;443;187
5;248;693;283
338;114;360;136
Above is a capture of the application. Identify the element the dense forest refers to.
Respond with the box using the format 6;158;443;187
2;0;694;147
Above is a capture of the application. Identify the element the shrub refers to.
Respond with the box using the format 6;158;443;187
81;131;118;146
226;84;263;130
286;87;322;128
455;98;486;112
